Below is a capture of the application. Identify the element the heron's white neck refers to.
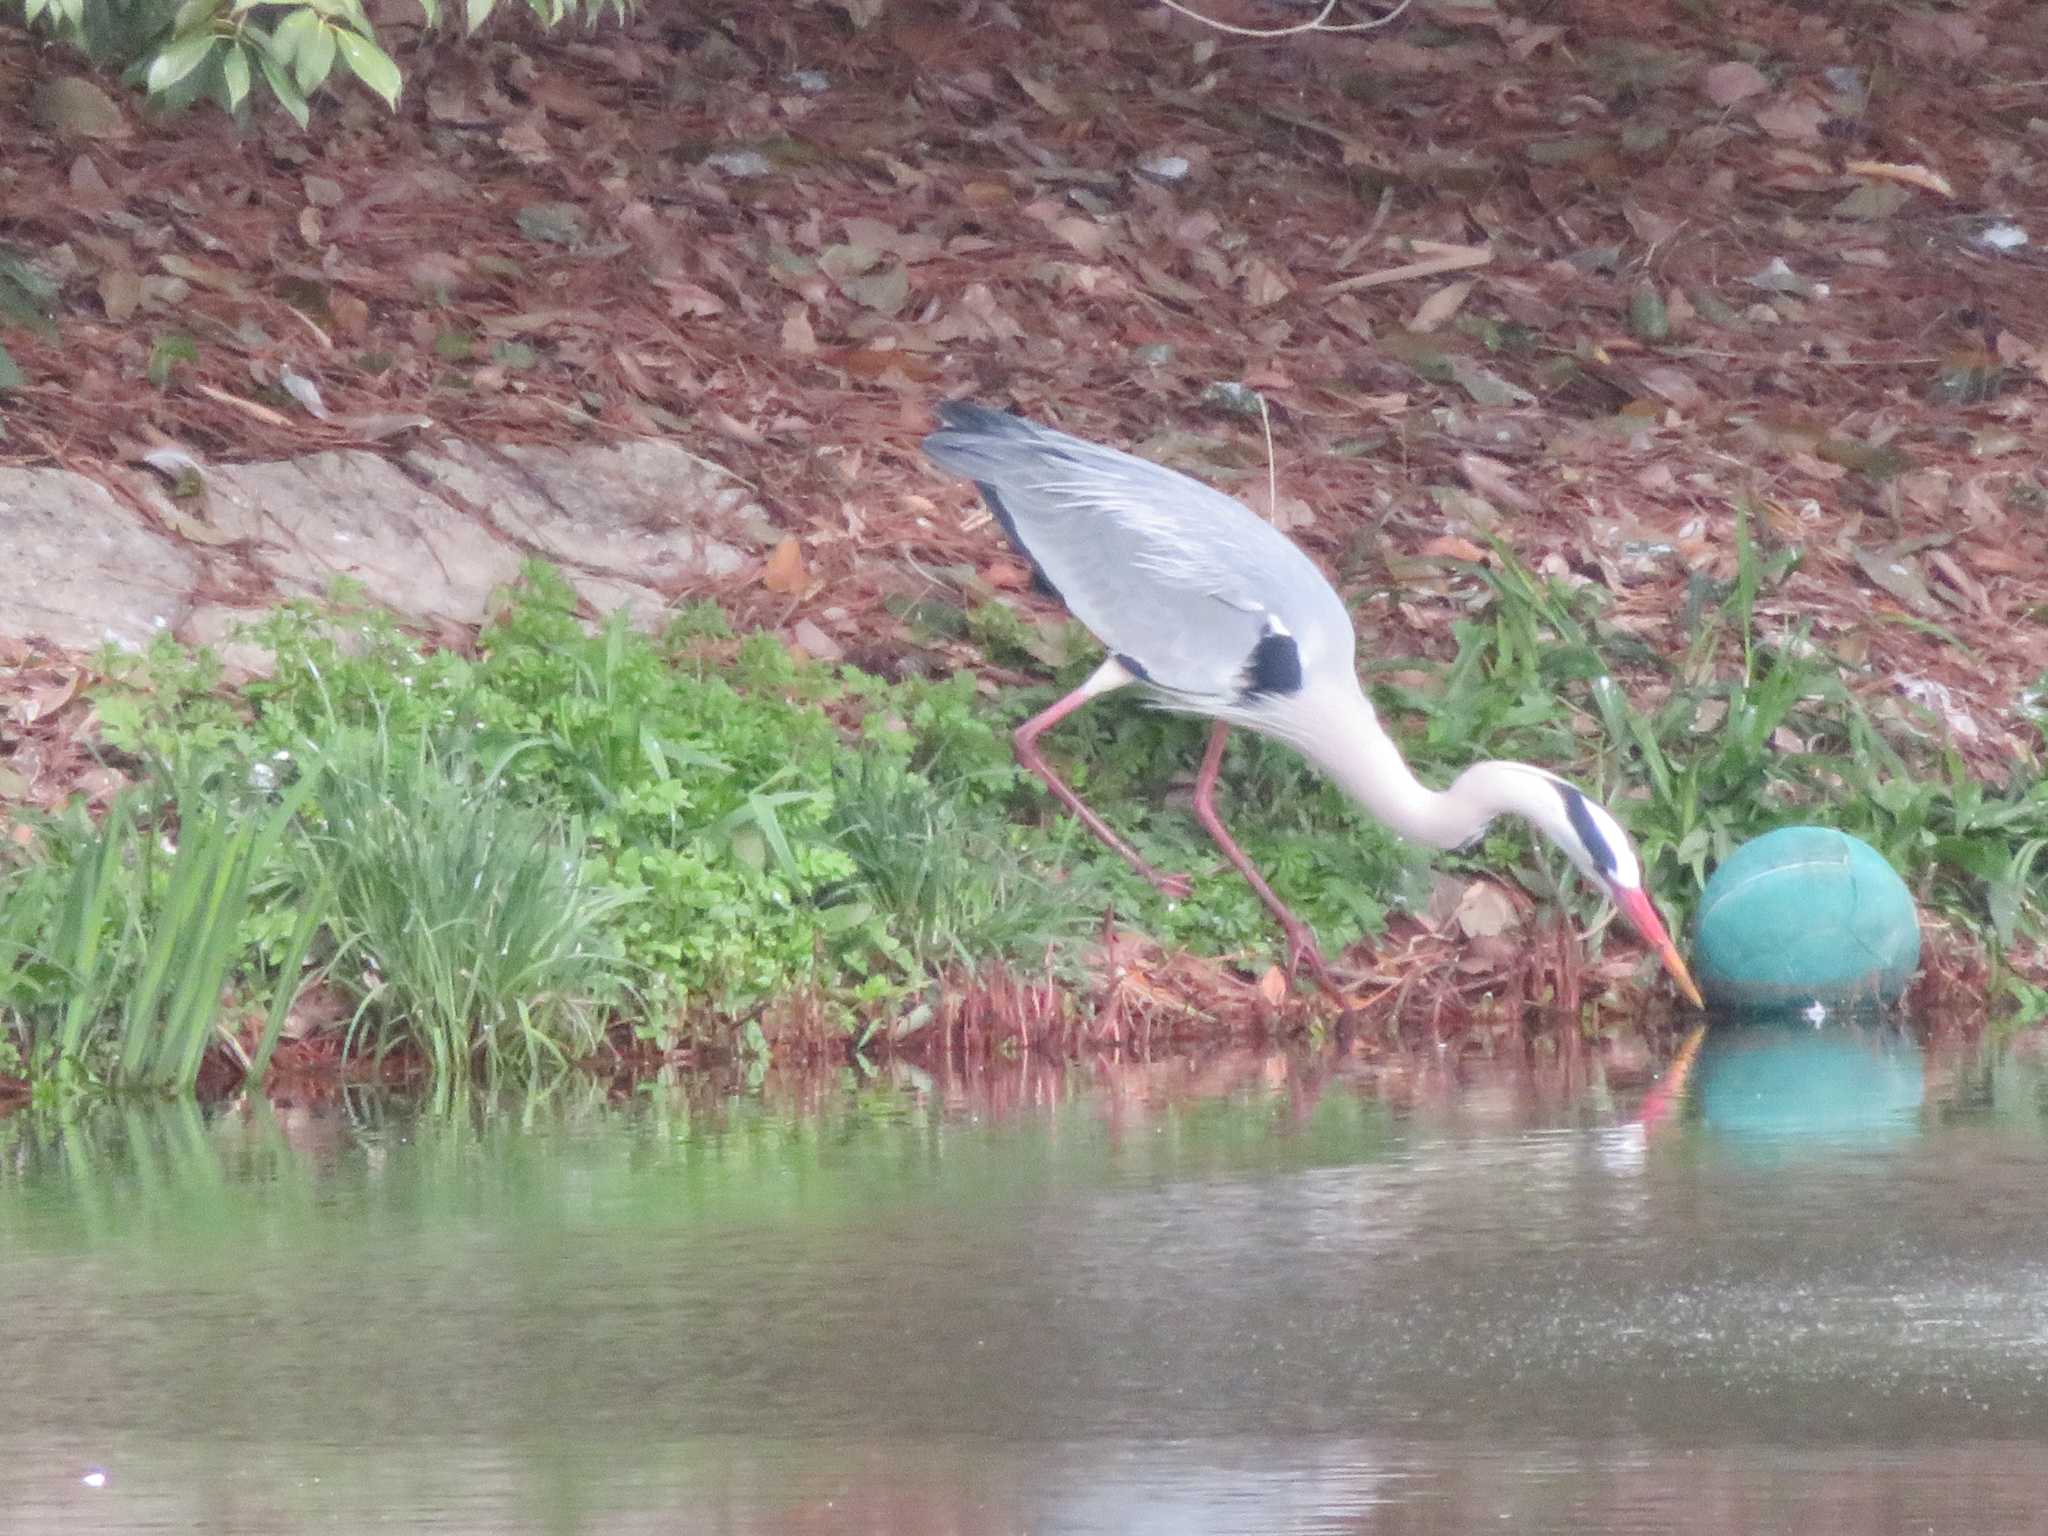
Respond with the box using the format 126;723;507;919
1275;681;1548;851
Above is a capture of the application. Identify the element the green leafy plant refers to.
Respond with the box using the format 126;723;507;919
1382;511;2048;958
826;755;1102;974
14;540;2033;1092
14;0;634;123
298;727;635;1083
1;760;314;1093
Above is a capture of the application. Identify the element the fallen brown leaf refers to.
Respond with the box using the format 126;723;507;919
791;619;844;661
1242;259;1293;308
985;560;1032;590
1843;160;1954;199
1420;535;1490;563
762;536;808;594
823;348;940;382
1753;96;1827;141
659;280;727;318
69;154;112;199
98;269;143;323
1409;278;1475;333
1454;881;1519;940
1051;216;1108;259
1890;10;1987;61
781;306;818;356
12;674;78;725
1456;454;1536;514
1504;22;1564;60
31;75;128;140
1008;67;1071;116
1702;60;1768;107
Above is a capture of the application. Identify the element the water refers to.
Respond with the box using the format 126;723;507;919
5;1020;2048;1533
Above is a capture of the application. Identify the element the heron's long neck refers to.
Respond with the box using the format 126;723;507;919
1284;682;1497;850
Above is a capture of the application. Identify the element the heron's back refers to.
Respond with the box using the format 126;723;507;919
922;403;1354;706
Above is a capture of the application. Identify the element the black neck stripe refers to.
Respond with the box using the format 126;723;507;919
1559;785;1618;876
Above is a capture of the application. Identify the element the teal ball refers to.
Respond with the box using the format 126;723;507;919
1693;826;1920;1012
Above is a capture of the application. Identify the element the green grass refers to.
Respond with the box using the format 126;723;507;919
0;761;314;1094
3;529;2043;1098
824;754;1103;975
1376;508;2048;979
296;728;636;1085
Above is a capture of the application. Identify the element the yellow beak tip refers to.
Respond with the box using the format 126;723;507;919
1662;949;1706;1010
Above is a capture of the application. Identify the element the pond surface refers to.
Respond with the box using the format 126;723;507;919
5;1020;2048;1534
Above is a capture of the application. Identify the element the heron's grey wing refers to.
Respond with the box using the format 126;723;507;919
923;406;1354;702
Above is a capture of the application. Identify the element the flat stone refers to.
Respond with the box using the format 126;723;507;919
560;571;677;630
202;451;524;624
0;467;197;651
0;437;775;664
175;604;281;682
405;439;762;612
31;75;129;141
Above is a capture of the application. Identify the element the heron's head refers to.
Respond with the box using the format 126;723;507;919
1498;768;1704;1009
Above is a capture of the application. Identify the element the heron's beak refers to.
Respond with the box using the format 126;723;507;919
1612;886;1706;1010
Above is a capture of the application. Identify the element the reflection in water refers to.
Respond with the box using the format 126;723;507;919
2;1028;2047;1535
1692;1016;1927;1142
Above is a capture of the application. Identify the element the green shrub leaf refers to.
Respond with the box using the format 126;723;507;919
221;40;251;109
145;28;219;94
283;11;336;92
332;25;400;107
256;49;312;127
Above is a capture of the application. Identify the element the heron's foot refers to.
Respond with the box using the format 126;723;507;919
1149;869;1194;903
1280;922;1336;994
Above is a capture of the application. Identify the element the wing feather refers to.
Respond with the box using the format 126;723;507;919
924;405;1354;704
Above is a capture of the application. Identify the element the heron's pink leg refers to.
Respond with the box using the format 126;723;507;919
1015;660;1192;901
1191;721;1339;992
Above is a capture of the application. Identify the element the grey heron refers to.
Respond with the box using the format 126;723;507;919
923;401;1704;1009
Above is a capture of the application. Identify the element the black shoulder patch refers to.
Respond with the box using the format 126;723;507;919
1559;785;1618;876
1241;627;1303;699
936;401;1026;436
1115;652;1152;682
978;482;1056;598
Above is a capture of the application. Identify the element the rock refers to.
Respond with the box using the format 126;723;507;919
31;77;129;141
197;451;526;624
175;605;281;682
0;467;196;651
791;618;844;661
405;438;758;625
0;436;771;659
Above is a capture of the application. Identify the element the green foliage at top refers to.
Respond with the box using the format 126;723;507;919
13;0;632;124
